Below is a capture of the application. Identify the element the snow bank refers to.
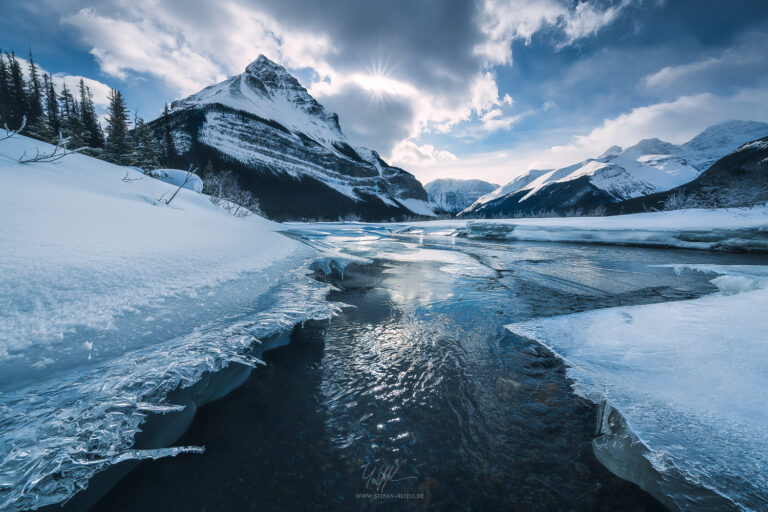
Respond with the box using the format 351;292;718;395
148;168;204;193
397;197;436;217
0;135;338;510
506;265;768;511
398;207;768;251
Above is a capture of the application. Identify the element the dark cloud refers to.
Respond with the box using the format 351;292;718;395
321;84;416;153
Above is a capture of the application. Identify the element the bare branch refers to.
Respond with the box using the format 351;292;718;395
163;165;198;205
121;170;143;183
0;116;26;141
18;131;85;164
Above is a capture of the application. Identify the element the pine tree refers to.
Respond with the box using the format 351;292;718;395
6;51;28;129
0;52;9;126
60;82;86;148
43;73;60;139
160;103;179;167
104;88;132;164
25;51;47;139
129;116;161;171
78;79;104;148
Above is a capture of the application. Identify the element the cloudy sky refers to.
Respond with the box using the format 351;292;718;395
2;0;768;184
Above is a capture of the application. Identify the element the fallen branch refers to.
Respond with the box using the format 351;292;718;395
121;171;143;183
0;116;26;141
18;131;85;163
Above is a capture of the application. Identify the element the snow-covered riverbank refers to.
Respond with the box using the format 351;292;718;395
397;207;768;251
0;136;342;510
507;264;768;511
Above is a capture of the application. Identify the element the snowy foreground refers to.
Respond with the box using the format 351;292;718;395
0;136;343;510
507;265;768;511
399;207;768;251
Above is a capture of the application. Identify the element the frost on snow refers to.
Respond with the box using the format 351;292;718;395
506;264;768;511
0;135;342;510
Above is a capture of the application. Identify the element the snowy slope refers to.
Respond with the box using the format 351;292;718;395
0;135;343;510
158;55;431;221
464;120;768;217
424;178;497;213
506;264;768;511
677;120;768;170
472;169;551;205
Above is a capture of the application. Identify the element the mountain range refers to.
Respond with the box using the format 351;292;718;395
148;55;432;221
607;135;768;214
462;120;768;218
424;178;498;214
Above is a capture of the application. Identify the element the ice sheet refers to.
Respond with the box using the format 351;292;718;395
506;264;768;511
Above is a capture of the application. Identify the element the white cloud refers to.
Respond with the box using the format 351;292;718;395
63;8;225;95
410;87;768;185
59;0;535;160
643;57;721;89
390;140;458;167
550;88;768;158
52;74;111;109
474;0;633;66
58;0;640;177
559;0;631;47
642;32;768;91
17;56;112;110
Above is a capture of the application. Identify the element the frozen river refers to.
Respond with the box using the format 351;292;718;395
86;223;765;511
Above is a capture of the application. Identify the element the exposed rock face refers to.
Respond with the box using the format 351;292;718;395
462;121;768;218
150;55;431;221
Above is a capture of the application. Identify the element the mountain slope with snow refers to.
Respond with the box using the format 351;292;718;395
608;135;768;213
151;55;431;221
463;120;768;218
424;178;498;213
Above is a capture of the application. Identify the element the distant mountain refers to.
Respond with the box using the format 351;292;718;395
149;55;432;221
462;120;768;218
424;178;498;214
608;135;768;214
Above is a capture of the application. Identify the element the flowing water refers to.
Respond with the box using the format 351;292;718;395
90;224;762;511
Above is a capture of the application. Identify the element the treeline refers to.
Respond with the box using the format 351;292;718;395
0;49;179;171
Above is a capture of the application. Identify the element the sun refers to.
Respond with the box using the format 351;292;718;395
354;55;415;103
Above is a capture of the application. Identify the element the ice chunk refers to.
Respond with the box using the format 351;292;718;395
506;265;768;511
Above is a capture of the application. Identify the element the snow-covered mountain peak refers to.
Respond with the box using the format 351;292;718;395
683;120;768;150
424;178;498;213
155;56;431;220
599;145;622;158
172;55;343;143
678;120;768;170
624;138;680;156
245;54;289;77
